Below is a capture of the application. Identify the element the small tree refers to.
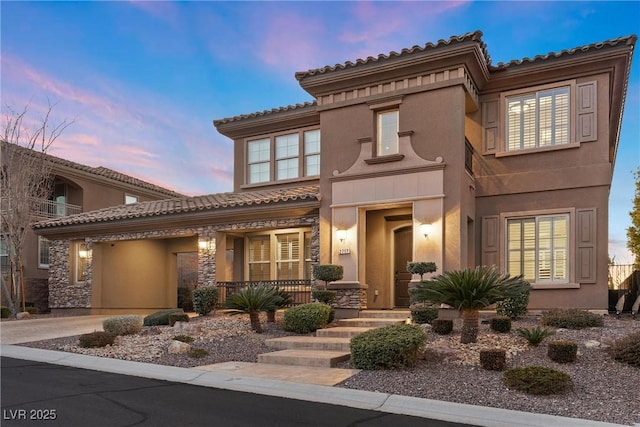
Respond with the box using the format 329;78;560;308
0;103;72;316
312;264;343;289
407;261;437;281
627;167;640;269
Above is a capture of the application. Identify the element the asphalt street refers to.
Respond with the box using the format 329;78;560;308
1;357;474;427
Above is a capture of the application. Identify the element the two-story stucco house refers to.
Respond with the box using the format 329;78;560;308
33;31;636;316
1;141;183;312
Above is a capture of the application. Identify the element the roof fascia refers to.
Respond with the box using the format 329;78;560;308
215;106;319;139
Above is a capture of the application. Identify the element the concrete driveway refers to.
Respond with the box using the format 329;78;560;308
0;315;113;344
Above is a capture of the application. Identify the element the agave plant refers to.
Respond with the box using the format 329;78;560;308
517;327;555;346
410;266;530;344
224;285;280;333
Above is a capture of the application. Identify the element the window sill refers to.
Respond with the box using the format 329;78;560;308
364;154;405;165
495;143;580;158
531;282;579;290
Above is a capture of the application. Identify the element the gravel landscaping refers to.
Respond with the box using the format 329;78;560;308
17;313;640;426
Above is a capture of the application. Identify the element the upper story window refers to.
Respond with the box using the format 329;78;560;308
246;128;320;185
507;214;569;284
377;110;399;156
125;194;139;205
506;87;570;151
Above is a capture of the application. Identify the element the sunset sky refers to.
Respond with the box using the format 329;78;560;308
2;1;639;262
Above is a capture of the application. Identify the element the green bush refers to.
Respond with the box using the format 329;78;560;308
431;319;453;335
79;331;116;348
517;327;554;346
495;289;530;319
542;309;603;329
177;287;193;312
193;286;218;316
548;340;578;363
503;366;573;395
312;290;337;305
489;316;512;333
143;309;184;326
406;262;437;280
282;303;331;334
611;331;640;367
25;306;39;315
350;324;426;370
480;348;506;371
312;265;343;286
172;334;194;343
1;306;11;318
410;304;439;324
188;348;209;358
169;313;190;326
103;315;143;336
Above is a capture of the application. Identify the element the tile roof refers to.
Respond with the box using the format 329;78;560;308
1;141;183;198
32;185;320;229
490;34;637;70
213;101;317;126
294;30;490;81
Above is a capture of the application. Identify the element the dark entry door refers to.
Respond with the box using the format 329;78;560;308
394;226;413;307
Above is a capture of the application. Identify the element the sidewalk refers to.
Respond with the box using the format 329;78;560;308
0;316;629;427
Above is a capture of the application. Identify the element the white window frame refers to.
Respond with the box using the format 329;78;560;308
247;138;271;184
38;236;50;269
275;133;300;181
501;208;577;289
303;130;321;177
376;109;399;156
499;80;577;156
245;228;312;280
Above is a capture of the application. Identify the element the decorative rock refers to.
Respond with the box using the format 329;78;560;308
168;340;191;354
16;312;31;320
584;340;601;348
422;342;458;363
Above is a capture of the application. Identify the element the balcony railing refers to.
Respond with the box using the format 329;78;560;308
33;199;82;219
216;280;312;307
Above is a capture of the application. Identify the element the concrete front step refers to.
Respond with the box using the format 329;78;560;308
257;349;351;368
360;310;411;319
338;318;407;328
316;326;373;338
265;336;351;352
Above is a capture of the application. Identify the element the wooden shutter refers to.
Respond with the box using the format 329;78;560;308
576;208;597;283
482;101;499;154
482;215;499;266
576;81;598;143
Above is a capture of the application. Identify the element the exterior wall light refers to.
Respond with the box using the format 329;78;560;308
420;223;433;239
78;249;92;259
336;229;347;244
198;240;213;251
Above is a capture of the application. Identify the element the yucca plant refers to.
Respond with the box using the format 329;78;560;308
517;327;554;346
410;266;530;344
224;285;280;333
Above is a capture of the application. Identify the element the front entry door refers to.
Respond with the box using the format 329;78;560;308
394;226;413;307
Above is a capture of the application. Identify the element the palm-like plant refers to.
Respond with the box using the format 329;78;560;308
410;266;530;344
266;286;293;323
224;285;280;333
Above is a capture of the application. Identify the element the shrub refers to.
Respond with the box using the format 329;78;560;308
406;261;437;280
282;303;331;334
225;285;279;333
548;340;578;363
103;315;143;336
517;327;554;346
495;289;530;319
177;288;193;312
266;286;294;322
489;316;512;333
169;313;190;326
79;331;116;348
25;306;39;315
611;332;640;368
1;306;10;318
350;324;426;370
542;309;604;329
410;304;439;324
172;334;194;343
480;348;506;371
312;290;337;305
312;265;343;287
188;348;209;358
431;319;453;335
503;366;573;395
193;286;218;316
143;309;185;326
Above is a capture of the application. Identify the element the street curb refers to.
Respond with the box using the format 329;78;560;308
0;345;626;427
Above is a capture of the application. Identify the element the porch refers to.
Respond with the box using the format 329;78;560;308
216;280;313;307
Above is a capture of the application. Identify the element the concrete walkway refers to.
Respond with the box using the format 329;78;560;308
0;315;112;344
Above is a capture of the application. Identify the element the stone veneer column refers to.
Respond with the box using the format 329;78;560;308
197;237;216;287
48;239;91;308
327;281;368;319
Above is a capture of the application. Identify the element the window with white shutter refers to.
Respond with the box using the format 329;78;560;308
248;235;271;280
276;233;300;279
246;229;312;280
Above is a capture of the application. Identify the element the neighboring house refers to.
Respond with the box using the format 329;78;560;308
33;31;636;315
1;141;184;312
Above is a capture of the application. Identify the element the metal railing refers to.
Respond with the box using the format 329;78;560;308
33;199;82;219
216;280;312;307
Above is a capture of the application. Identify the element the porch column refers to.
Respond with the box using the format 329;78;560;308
328;281;368;319
197;236;216;287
